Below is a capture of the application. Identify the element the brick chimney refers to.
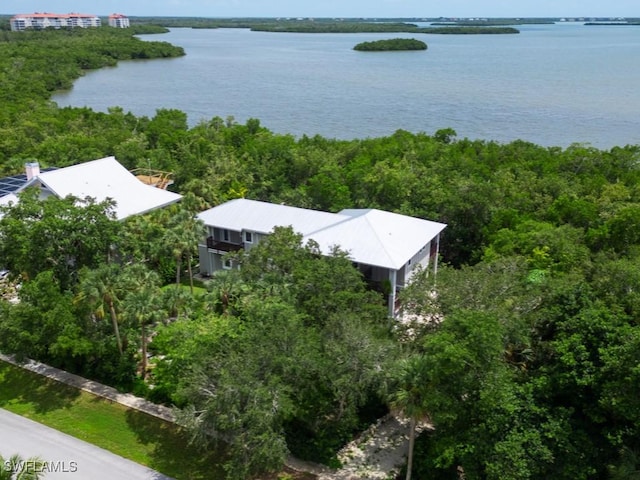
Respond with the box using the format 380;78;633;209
25;162;40;180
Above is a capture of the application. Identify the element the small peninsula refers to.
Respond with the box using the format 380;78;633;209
354;38;427;51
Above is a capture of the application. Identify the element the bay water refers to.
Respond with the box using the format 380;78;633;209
52;24;640;148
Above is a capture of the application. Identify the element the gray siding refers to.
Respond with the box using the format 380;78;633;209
241;230;267;251
198;245;212;275
212;227;242;244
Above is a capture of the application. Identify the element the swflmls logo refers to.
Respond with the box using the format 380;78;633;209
3;460;79;473
45;461;79;473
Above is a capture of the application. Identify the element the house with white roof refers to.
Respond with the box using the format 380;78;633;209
0;157;181;220
197;199;446;316
0;193;19;210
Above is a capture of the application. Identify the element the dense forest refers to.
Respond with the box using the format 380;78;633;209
1;25;640;480
92;17;521;34
245;22;519;34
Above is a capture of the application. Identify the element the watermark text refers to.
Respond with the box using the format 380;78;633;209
3;460;78;474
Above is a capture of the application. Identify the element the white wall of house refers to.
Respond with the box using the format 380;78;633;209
405;239;432;284
388;270;398;317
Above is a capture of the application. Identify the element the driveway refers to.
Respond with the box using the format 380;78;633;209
0;408;174;480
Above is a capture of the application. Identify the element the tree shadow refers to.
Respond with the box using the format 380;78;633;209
125;408;226;480
0;362;80;414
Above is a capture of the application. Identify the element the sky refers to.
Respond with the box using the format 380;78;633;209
2;0;639;19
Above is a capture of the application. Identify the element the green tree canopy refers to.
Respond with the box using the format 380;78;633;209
0;188;120;289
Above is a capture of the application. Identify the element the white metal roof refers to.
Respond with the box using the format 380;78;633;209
197;198;347;236
19;156;182;220
0;193;19;208
197;199;446;270
311;209;447;269
0;193;19;219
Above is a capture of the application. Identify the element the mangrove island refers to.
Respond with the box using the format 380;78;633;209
354;38;428;51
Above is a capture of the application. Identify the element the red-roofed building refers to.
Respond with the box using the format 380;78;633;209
108;14;130;29
10;12;101;31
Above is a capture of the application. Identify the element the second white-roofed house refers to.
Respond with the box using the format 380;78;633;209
0;156;182;220
197;199;446;317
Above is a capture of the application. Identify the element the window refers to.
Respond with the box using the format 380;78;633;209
244;231;253;243
222;229;230;242
222;257;232;269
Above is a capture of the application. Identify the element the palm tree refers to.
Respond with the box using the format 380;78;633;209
389;355;431;480
120;214;160;264
164;209;206;294
204;269;248;315
123;286;164;379
0;453;46;480
121;263;161;289
162;225;190;288
162;285;193;320
76;264;125;355
609;445;640;480
121;264;163;378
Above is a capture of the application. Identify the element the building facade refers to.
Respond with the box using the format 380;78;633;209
197;199;446;317
108;14;130;28
10;13;101;31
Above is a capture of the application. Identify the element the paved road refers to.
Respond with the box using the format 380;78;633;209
0;408;174;480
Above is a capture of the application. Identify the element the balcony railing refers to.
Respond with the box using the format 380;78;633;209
205;237;244;253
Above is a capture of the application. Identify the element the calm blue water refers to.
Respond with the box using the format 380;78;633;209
52;24;640;148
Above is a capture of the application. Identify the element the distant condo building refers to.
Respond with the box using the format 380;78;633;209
108;14;130;28
10;12;101;31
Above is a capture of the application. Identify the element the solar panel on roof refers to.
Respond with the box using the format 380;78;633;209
0;167;58;197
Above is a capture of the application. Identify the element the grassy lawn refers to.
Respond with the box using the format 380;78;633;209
0;360;225;479
162;282;207;296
